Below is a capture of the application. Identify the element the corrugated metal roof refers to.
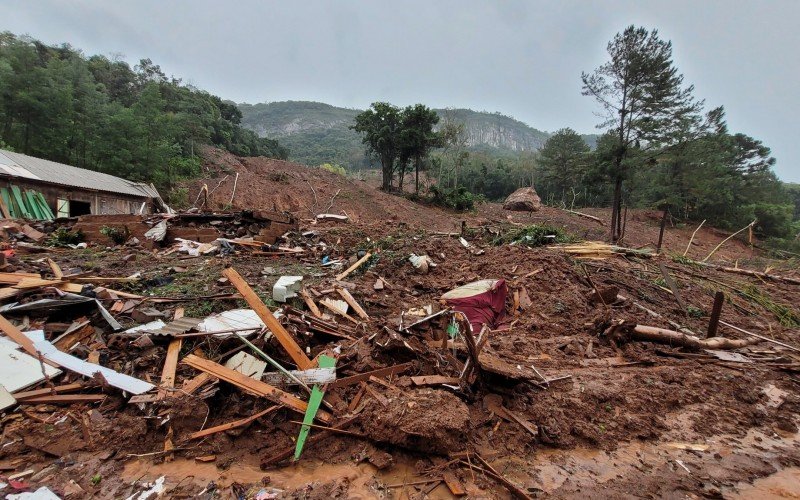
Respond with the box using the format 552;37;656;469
0;149;161;199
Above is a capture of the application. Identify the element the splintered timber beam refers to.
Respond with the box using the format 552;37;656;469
328;362;414;389
336;287;369;320
182;354;331;423
222;267;313;370
187;406;279;440
336;252;372;281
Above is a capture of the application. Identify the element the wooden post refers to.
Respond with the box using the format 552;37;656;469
656;207;668;254
222;267;313;370
707;291;725;338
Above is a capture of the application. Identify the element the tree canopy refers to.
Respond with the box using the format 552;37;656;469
0;32;287;197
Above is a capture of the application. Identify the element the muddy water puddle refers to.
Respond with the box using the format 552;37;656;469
731;467;800;499
123;456;453;499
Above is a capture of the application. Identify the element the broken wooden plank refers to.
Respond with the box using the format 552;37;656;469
182;354;331;423
0;314;39;357
336;287;369;320
18;394;106;404
222;267;313;370
46;259;63;279
411;375;461;386
158;339;182;399
12;383;84;401
320;298;359;324
328;362;414;389
0;272;41;285
187;406;279;440
52;322;93;352
335;252;372;281
299;289;322;318
443;471;466;496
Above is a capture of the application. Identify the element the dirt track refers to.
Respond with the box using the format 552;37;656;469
0;152;798;498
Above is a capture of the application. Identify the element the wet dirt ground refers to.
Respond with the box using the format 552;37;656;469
2;155;799;498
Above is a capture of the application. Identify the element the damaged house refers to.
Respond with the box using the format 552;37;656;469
0;149;165;219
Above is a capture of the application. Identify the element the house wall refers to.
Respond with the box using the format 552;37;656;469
0;177;151;216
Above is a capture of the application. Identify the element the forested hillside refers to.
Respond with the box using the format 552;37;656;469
0;33;287;196
237;100;585;168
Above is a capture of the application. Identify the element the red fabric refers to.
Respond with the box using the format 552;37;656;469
444;279;507;332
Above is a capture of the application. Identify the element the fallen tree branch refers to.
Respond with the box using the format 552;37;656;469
694;261;800;286
605;321;762;350
561;208;605;226
719;320;800;353
631;325;762;350
702;220;755;262
683;219;706;257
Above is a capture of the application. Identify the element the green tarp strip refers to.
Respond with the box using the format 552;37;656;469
294;355;336;461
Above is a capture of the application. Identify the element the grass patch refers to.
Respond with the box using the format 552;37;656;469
492;224;576;247
738;284;800;327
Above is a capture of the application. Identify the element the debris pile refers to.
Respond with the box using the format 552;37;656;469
0;203;796;499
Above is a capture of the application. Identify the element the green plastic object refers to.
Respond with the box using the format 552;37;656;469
294;355;336;461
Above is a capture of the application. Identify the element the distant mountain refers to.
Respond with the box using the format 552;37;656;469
237;100;598;167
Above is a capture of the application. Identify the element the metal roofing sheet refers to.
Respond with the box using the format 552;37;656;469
0;149;160;199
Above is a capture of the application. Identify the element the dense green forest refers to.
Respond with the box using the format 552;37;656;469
0;33;287;196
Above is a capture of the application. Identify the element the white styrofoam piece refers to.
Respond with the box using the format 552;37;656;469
0;384;17;410
273;276;303;302
33;340;154;395
0;343;61;393
224;351;267;379
196;308;269;337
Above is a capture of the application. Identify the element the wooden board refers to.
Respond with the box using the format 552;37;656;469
411;375;461;386
299;289;322;318
0;272;41;284
188;406;279;440
182;354;331;423
443;472;466;496
158;339;182;398
336;287;369;320
335;252;372;281
222;268;313;370
18;394;106;404
12;383;84;401
328;362;414;389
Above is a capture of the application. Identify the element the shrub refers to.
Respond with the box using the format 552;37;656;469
320;163;346;176
429;185;484;211
100;225;130;245
493;223;575;246
46;227;84;247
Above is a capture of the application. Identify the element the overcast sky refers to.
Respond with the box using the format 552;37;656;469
3;0;799;181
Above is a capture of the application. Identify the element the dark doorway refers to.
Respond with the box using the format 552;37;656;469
69;200;91;217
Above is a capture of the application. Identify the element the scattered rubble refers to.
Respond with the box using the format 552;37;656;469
0;188;795;499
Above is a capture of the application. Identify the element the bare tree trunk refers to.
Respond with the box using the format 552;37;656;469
611;175;623;242
415;156;420;194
